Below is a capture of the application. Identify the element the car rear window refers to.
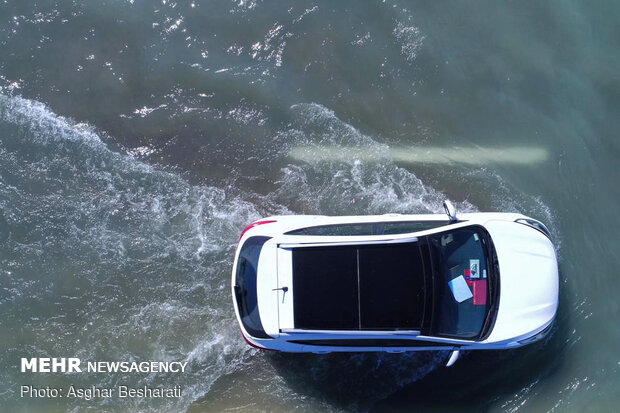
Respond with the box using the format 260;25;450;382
234;236;271;339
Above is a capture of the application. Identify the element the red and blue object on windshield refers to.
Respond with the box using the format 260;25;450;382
472;279;487;305
463;268;486;305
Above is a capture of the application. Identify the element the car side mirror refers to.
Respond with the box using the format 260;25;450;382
443;200;457;222
446;349;460;367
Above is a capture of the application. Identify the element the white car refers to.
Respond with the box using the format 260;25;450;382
231;201;558;366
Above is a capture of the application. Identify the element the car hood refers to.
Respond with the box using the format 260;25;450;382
484;219;559;343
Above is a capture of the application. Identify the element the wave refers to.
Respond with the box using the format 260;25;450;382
0;94;263;412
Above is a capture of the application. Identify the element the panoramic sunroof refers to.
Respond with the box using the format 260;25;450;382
292;246;359;330
292;243;426;330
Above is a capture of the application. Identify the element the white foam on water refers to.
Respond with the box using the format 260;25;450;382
393;21;425;62
271;103;476;216
0;94;265;412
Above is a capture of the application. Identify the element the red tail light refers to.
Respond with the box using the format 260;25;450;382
238;220;277;241
239;330;277;351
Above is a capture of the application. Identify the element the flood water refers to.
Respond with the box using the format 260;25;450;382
1;1;619;412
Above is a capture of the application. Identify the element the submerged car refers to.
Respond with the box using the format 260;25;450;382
231;201;558;365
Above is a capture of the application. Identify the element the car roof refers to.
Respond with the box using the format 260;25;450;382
252;212;526;337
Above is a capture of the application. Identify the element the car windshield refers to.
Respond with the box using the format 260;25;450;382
426;226;497;339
